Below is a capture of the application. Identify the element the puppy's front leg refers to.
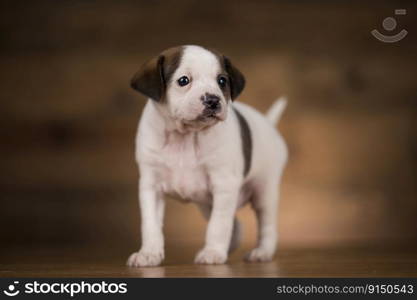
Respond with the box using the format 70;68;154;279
127;174;165;267
195;184;239;264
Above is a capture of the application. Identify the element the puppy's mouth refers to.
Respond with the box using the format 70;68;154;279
182;115;220;127
197;108;225;121
177;108;226;132
198;112;220;121
179;111;223;132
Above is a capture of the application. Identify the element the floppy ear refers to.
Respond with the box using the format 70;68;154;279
223;56;245;100
130;55;166;101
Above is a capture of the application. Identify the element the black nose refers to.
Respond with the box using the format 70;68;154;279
202;93;221;111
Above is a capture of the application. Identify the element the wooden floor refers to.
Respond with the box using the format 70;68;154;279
2;244;417;278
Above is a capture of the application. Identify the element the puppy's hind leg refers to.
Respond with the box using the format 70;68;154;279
197;204;242;253
245;179;279;262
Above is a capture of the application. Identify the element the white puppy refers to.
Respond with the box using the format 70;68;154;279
127;45;287;267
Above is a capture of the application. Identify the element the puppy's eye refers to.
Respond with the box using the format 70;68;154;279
177;76;190;87
218;76;227;88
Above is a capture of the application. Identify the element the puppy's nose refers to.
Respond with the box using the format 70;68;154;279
202;93;221;111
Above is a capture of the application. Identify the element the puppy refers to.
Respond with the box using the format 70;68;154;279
127;45;287;267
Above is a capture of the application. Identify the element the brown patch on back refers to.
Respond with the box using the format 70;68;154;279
131;46;183;101
234;106;252;177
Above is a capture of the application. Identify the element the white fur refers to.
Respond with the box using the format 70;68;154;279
127;46;287;267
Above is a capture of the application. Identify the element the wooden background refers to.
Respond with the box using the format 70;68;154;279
1;0;416;261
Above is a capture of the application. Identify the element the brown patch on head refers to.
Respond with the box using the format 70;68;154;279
130;46;183;101
222;56;245;100
209;48;246;101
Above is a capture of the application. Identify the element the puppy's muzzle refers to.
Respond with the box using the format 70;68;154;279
201;93;221;116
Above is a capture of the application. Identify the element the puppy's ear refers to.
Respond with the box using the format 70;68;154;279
223;56;245;100
131;47;183;101
130;55;166;101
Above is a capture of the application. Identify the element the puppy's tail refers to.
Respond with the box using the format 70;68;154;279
266;96;288;125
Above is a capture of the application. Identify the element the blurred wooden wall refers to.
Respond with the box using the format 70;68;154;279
0;0;416;255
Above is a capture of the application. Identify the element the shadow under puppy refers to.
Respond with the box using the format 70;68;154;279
127;45;287;267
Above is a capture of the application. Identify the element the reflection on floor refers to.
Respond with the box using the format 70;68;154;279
2;244;417;277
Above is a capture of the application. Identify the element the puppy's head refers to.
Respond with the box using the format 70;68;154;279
131;45;245;130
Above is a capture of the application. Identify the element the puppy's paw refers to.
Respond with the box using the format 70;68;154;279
195;248;227;265
244;247;275;263
127;249;164;267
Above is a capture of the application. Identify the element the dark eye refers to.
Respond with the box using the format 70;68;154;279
218;76;227;88
177;76;190;87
